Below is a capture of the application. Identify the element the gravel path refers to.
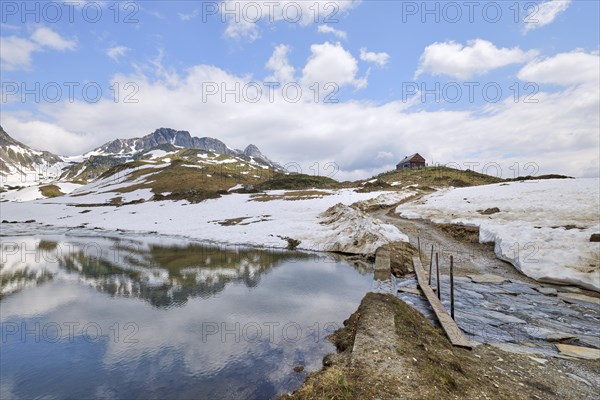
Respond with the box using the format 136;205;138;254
371;208;600;357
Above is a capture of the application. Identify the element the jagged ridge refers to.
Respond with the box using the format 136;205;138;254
90;128;279;168
0;126;63;183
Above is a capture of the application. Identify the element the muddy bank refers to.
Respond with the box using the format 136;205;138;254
282;293;599;400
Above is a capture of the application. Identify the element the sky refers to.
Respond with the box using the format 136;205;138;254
1;0;599;180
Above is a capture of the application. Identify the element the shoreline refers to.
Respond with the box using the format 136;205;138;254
282;292;600;400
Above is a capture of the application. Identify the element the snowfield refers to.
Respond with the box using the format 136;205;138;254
3;175;598;291
398;178;600;291
0;189;409;255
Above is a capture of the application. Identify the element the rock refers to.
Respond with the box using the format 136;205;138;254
461;325;516;344
528;356;547;365
478;207;500;215
468;274;509;284
565;373;592;386
536;287;558;296
379;241;417;276
489;343;551;356
397;287;423;296
590;233;600;242
576;335;600;349
455;288;485;300
558;293;600;305
293;365;304;373
524;327;575;342
555;344;600;360
481;309;527;325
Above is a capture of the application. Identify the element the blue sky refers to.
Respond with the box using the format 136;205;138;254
1;0;599;179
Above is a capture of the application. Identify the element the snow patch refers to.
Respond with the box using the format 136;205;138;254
1;189;408;256
398;179;600;291
311;204;408;254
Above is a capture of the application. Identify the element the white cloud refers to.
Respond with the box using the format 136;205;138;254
523;0;571;33
0;27;76;71
221;0;360;41
415;39;538;80
359;48;389;67
30;26;77;51
2;49;597;180
107;46;130;63
1;117;91;155
317;24;347;39
178;9;200;21
518;51;600;86
301;42;367;90
0;23;21;32
0;36;39;71
224;19;261;42
265;44;295;83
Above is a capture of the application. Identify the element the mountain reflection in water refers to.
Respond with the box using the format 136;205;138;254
0;231;373;400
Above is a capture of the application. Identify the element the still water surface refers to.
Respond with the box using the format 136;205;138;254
0;229;372;399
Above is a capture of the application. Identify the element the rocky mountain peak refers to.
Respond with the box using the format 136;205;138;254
243;144;263;158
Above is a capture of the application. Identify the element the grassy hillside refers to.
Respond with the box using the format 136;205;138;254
254;174;341;190
98;154;274;203
375;166;504;188
74;147;348;204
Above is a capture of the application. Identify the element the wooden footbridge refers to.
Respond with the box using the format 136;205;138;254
412;256;472;349
375;248;473;349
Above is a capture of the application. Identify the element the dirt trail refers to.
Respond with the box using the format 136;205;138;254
371;205;600;351
284;202;600;400
371;207;540;283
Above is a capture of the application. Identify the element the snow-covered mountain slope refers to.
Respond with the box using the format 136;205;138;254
56;147;282;205
58;128;283;183
1;126;285;200
398;178;600;291
80;127;282;169
0;126;65;188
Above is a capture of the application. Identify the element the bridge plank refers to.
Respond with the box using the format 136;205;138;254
412;257;473;349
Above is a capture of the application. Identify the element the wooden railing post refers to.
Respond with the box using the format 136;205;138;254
450;255;455;319
428;245;434;286
436;252;440;300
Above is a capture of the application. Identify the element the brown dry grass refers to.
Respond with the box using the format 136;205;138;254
377;166;503;188
39;184;64;198
250;190;333;202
